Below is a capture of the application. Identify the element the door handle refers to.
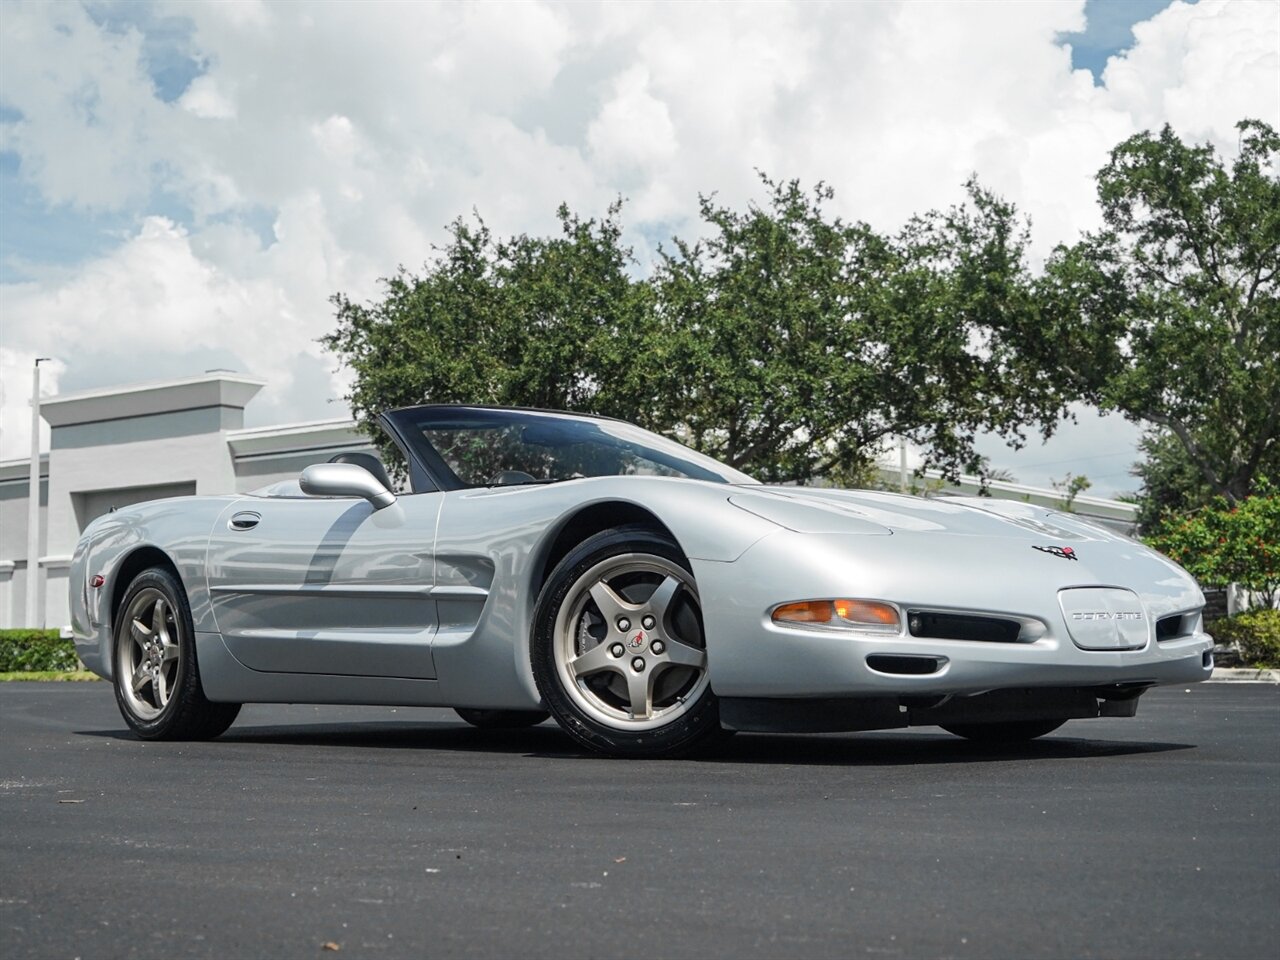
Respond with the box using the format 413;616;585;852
229;511;261;531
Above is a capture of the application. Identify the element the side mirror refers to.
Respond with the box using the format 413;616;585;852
300;463;396;510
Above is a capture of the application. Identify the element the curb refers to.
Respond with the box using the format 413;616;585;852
1209;667;1279;683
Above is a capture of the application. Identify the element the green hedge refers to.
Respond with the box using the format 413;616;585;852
1211;609;1280;669
0;629;80;672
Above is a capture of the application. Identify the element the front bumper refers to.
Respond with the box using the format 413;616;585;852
692;529;1214;699
708;623;1213;698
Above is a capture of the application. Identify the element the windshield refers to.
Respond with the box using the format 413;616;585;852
383;406;756;490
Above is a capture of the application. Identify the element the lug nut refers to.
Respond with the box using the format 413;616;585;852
651;640;666;655
617;617;631;632
609;643;624;658
631;657;645;672
641;615;656;630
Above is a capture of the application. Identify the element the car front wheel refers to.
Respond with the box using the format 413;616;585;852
531;525;722;758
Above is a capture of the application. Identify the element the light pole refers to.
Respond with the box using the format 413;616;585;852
26;358;51;628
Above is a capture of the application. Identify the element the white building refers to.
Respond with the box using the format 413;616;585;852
0;371;1138;629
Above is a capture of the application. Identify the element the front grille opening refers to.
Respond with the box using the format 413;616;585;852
908;612;1021;643
866;654;942;676
1156;614;1186;641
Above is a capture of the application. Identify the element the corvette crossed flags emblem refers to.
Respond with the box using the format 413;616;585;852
1032;545;1078;561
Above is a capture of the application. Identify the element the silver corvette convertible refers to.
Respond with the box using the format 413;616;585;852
70;405;1214;757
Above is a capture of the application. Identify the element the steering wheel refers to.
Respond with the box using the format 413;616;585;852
488;470;539;487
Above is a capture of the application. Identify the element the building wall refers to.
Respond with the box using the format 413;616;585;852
43;561;68;632
45;421;241;561
227;420;376;494
0;476;48;556
0;564;39;630
233;447;376;493
0;467;48;628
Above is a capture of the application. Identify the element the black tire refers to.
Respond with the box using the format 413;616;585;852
531;524;722;758
940;719;1067;742
112;566;241;741
454;707;550;729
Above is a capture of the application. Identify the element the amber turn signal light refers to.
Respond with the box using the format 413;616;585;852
771;600;835;623
772;599;900;630
834;599;899;625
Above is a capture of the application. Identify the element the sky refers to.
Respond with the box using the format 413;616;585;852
0;0;1277;497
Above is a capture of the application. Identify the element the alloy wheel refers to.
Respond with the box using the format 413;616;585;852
116;587;182;720
552;553;710;731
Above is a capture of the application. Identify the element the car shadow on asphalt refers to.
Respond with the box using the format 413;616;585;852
692;731;1196;766
77;721;1195;766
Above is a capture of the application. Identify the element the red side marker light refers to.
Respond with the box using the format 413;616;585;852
90;575;105;588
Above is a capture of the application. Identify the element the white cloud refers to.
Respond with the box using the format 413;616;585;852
1103;0;1280;141
179;75;236;120
0;0;1276;483
0;351;64;463
587;65;678;173
0;2;165;210
1;213;350;433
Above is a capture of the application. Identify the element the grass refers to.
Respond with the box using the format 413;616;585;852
0;670;101;682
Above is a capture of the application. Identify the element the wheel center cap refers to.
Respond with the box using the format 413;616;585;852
626;629;647;650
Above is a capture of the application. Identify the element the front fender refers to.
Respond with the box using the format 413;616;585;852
70;496;242;679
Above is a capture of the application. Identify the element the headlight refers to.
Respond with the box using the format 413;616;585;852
771;599;901;633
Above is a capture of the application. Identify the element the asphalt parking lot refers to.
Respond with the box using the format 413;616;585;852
1;682;1276;960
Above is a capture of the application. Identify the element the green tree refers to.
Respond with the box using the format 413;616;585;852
1037;120;1280;504
1130;428;1216;531
1146;479;1280;610
652;178;874;482
653;176;1067;482
324;203;667;468
327;179;1069;486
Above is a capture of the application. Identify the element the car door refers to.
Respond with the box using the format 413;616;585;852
205;491;443;679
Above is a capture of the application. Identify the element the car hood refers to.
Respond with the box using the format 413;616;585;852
732;485;1134;543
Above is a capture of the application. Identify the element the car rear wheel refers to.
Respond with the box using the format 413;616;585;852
940;719;1066;742
454;707;549;729
531;525;722;758
113;567;241;741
